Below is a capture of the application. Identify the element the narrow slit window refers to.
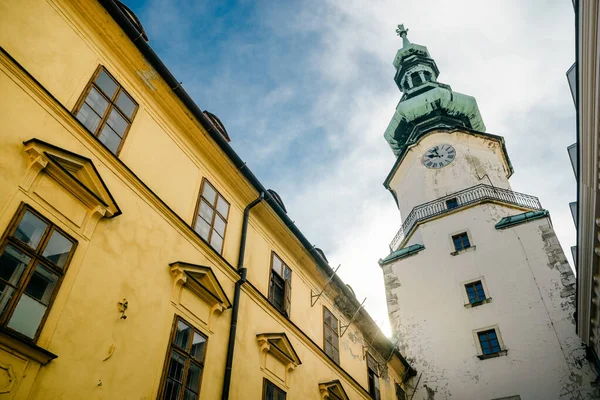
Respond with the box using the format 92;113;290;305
452;232;471;252
367;353;381;400
323;306;340;364
193;180;229;254
268;252;291;317
73;66;138;155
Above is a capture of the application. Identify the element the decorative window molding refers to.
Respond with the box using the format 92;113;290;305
21;139;120;238
257;332;301;386
319;380;350;400
169;262;232;330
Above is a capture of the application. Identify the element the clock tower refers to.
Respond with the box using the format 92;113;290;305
380;26;598;399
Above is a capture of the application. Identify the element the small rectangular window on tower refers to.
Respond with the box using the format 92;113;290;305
452;232;471;252
474;326;507;359
446;198;459;210
465;281;486;304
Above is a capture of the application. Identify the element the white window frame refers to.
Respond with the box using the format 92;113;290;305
472;324;507;359
460;277;492;308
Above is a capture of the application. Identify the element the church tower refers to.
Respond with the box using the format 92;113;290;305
380;26;598;399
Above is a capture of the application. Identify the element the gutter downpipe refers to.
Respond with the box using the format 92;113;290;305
221;192;264;400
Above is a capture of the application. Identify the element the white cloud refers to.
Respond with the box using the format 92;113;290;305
139;0;577;337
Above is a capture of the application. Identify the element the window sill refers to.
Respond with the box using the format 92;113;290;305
0;328;57;365
451;245;476;256
464;298;492;308
477;349;507;360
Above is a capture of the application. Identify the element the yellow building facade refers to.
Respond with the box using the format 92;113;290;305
0;1;414;399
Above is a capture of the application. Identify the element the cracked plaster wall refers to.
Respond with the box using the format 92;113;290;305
383;203;599;399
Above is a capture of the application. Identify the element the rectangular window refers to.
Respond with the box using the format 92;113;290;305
465;281;486;304
452;232;471;252
446;198;459;210
0;205;77;340
193;180;230;254
263;379;286;400
268;252;291;317
74;66;138;155
367;353;380;400
323;306;340;364
159;317;207;400
395;383;406;400
478;329;501;355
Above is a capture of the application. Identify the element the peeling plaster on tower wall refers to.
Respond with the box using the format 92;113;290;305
380;25;599;399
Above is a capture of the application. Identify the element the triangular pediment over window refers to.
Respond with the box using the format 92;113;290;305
23;139;121;217
319;380;350;400
256;332;302;367
169;262;232;309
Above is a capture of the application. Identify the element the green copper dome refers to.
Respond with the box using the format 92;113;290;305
385;25;486;157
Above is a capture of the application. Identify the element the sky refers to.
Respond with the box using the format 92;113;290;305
125;0;577;335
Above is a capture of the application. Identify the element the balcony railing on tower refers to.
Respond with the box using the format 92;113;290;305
389;184;543;251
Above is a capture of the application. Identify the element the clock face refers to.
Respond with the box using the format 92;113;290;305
422;144;456;169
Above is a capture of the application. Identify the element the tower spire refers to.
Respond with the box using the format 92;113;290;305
384;25;486;158
395;24;410;48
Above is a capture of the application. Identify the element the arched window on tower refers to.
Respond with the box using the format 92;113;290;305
412;72;422;86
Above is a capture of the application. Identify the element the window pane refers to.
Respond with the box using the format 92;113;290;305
183;389;198;400
0;245;30;285
85;87;109;116
174;320;192;350
333;348;339;363
278;391;286;400
163;380;181;400
106;109;128;135
216;196;229;217
167;350;186;381
265;381;275;400
185;362;202;392
191;331;206;360
213;215;226;237
325;341;332;354
115;91;136;119
272;256;282;276
76;103;102;133
13;210;48;249
42;230;73;268
98;125;123;154
271;276;285;310
24;265;58;305
7;293;47;338
0;282;15;315
283;266;291;281
194;218;210;241
210;233;223;254
95;69;118;98
201;183;217;204
199;201;214;224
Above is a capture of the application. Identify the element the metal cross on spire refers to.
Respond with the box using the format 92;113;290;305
396;24;410;48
